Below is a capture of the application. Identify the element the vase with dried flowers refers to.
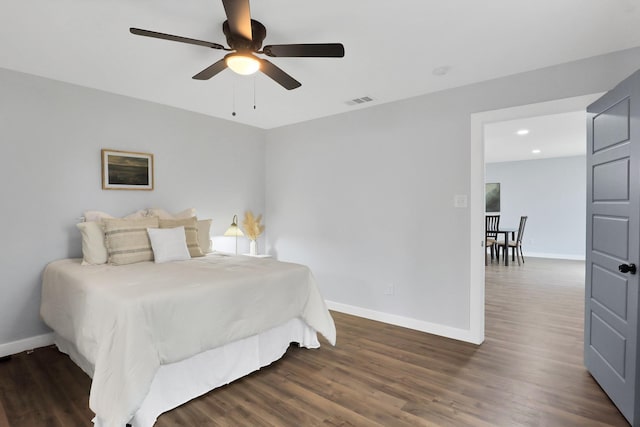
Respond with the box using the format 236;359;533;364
242;211;265;255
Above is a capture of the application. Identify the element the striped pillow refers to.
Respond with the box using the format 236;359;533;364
159;217;204;257
102;217;160;265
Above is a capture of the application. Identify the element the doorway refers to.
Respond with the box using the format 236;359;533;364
468;93;604;343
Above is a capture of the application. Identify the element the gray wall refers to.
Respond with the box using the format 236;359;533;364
3;46;640;352
485;156;586;259
265;47;640;336
0;68;265;354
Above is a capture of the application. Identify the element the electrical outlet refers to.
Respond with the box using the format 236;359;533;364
384;283;395;295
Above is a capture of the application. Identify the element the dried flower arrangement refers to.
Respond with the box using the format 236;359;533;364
242;211;265;241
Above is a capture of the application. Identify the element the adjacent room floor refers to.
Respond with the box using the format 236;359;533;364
0;257;629;426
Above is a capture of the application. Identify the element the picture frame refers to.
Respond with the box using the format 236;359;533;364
101;149;154;190
485;182;500;212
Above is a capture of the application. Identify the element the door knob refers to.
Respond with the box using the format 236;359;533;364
619;263;637;274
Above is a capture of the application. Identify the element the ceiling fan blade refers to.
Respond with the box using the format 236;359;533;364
130;28;226;50
221;0;253;40
259;59;301;90
263;43;345;58
192;59;228;80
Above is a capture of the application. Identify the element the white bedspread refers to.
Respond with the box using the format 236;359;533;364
40;254;336;427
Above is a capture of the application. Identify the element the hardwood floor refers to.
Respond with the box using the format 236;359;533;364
0;257;629;426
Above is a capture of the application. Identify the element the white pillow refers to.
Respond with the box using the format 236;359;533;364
76;221;108;265
158;217;203;257
147;226;191;263
197;219;213;253
146;208;197;220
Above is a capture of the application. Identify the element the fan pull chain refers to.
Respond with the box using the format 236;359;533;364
232;78;237;117
253;76;257;110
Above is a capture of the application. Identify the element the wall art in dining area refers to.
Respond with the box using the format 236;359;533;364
485;182;500;212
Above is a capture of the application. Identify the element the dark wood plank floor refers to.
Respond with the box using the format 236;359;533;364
0;257;629;426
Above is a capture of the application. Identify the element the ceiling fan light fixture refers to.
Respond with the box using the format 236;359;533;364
226;53;260;75
130;2;344;90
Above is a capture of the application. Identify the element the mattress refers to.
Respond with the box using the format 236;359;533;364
41;254;336;427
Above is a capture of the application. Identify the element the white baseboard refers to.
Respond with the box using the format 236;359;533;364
0;333;55;358
0;303;488;357
525;252;585;261
326;301;482;345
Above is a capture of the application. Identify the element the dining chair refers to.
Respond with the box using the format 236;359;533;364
499;216;528;266
485;215;500;265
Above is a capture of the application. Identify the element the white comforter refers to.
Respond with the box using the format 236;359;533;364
40;254;336;427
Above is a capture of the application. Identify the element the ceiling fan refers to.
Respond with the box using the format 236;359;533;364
130;0;345;90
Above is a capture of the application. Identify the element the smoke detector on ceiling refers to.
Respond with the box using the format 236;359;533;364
432;66;451;76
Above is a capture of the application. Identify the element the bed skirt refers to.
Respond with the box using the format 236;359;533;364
54;317;320;427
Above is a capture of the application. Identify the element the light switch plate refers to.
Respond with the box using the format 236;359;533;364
454;194;468;208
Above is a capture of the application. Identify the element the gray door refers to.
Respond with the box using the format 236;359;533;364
585;69;640;425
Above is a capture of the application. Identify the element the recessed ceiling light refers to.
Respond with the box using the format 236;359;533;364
516;129;529;136
532;149;541;154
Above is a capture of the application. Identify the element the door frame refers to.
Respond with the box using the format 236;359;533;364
468;93;604;344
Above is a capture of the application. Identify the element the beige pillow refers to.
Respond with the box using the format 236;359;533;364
76;221;108;265
159;217;204;257
197;219;213;254
149;209;212;253
103;217;160;265
147;208;196;220
78;210;148;266
84;209;147;222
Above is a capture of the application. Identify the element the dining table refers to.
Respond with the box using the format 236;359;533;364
495;227;518;265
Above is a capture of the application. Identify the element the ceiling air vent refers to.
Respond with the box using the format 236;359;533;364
346;96;374;106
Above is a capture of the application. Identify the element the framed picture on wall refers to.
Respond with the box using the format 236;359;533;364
101;149;154;190
485;182;500;212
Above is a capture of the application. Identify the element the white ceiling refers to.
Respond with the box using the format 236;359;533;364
2;0;640;129
484;111;587;163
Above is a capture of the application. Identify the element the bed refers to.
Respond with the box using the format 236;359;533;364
40;253;336;427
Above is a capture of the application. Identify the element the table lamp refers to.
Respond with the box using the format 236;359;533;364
224;214;244;254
